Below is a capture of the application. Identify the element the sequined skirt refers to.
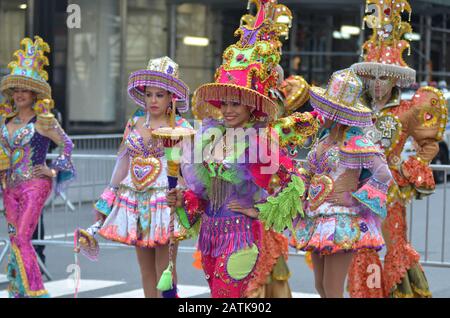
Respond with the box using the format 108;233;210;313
293;203;385;255
98;187;181;248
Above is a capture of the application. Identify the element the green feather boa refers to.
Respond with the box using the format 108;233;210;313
256;175;305;233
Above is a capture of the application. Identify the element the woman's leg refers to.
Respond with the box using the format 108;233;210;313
135;247;157;298
311;253;326;298
323;252;355;298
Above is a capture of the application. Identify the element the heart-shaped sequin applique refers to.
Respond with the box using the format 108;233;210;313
131;156;162;191
308;174;334;211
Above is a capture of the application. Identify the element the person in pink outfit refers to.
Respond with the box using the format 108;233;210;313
0;36;75;298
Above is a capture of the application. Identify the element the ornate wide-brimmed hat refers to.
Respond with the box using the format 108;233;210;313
309;68;373;127
192;0;293;122
0;36;52;100
280;75;310;115
128;56;190;113
351;0;416;88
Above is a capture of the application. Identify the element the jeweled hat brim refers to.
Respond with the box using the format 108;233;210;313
127;70;190;113
309;86;373;127
1;75;51;100
282;76;310;115
352;62;416;88
192;83;278;122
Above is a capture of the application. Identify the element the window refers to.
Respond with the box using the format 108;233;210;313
0;0;26;100
66;0;122;128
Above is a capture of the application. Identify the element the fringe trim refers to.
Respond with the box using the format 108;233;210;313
127;71;189;112
391;284;432;298
192;83;278;122
198;215;254;258
352;62;416;88
309;87;373;128
1;75;52;99
339;153;379;170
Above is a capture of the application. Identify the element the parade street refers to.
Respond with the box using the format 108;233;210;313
1;184;449;298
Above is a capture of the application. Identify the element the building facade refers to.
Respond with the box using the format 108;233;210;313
1;0;450;133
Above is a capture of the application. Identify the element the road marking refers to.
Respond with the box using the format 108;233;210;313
101;289;144;298
0;275;7;284
0;279;125;298
101;285;320;298
44;233;75;240
101;284;211;298
179;285;211;298
292;292;320;298
1;278;319;298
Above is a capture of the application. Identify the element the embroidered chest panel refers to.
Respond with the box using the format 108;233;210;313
370;111;403;156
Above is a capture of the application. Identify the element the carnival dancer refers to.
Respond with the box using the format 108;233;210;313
167;0;319;298
292;68;393;298
0;36;75;298
348;0;448;298
92;57;192;298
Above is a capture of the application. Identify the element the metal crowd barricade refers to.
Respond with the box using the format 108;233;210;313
0;133;126;283
0;138;450;284
32;153;123;249
407;163;449;268
70;134;123;154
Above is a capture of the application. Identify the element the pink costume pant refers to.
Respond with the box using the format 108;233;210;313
201;253;252;298
3;178;52;298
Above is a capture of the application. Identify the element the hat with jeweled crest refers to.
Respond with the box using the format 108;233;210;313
192;0;293;122
351;0;416;87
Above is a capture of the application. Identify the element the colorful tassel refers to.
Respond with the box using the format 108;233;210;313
157;261;174;292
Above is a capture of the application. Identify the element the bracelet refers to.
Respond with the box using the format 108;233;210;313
250;207;260;219
108;185;120;192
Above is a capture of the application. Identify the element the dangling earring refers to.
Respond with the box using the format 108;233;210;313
166;100;175;116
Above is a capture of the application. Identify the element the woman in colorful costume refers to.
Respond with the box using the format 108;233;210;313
0;36;75;298
93;57;192;298
167;0;319;298
348;0;447;298
293;68;393;298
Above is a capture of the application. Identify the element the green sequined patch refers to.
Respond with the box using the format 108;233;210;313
227;244;259;281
